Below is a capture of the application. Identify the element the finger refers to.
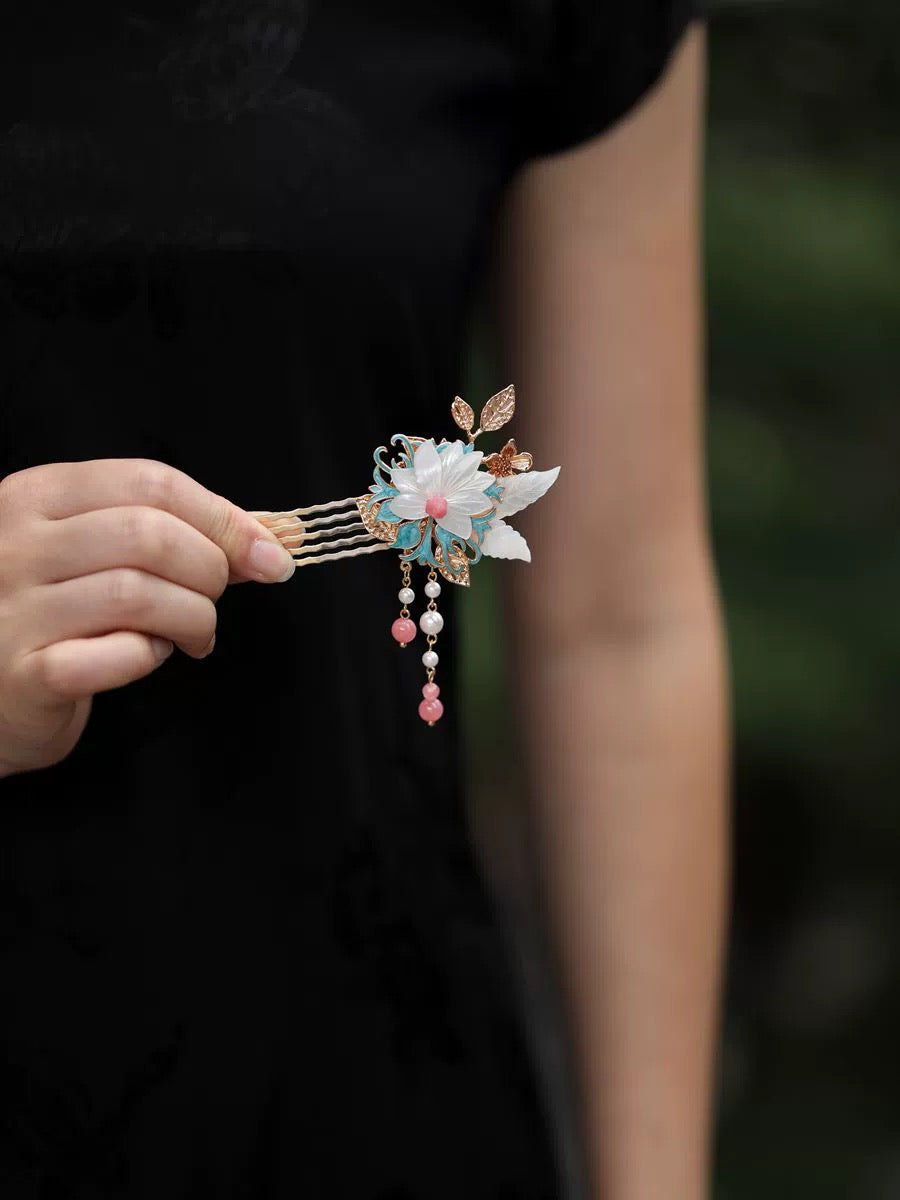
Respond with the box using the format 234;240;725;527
32;506;231;598
23;632;175;700
12;459;296;584
32;568;218;659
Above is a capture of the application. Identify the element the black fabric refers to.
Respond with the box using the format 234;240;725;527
0;3;698;1197
528;0;703;155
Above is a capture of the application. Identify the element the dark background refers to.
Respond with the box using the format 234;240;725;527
463;2;900;1196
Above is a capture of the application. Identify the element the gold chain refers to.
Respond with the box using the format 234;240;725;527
398;561;412;620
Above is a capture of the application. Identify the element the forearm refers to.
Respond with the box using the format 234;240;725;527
514;588;728;1200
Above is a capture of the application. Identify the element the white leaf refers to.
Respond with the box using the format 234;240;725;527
480;519;531;562
494;466;560;519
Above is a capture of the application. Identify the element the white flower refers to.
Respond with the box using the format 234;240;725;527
389;439;495;541
480;467;561;563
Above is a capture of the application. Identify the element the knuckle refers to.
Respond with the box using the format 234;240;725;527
106;568;149;618
0;539;23;593
133;460;177;511
0;471;18;512
0;466;41;514
32;644;71;697
198;600;217;646
123;506;177;562
3;647;29;693
208;550;229;597
186;600;217;655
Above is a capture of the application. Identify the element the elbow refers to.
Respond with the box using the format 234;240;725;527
512;536;725;657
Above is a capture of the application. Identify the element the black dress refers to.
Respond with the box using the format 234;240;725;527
0;4;696;1196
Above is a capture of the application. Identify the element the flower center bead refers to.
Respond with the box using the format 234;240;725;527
425;495;448;520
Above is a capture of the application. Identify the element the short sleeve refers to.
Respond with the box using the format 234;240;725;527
523;0;704;159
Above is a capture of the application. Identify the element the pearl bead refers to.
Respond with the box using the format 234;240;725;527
422;682;440;700
424;580;441;599
398;587;415;605
425;496;448;520
422;650;439;668
418;698;444;724
419;610;443;636
391;617;416;645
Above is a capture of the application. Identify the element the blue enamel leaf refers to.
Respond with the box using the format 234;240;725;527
394;522;421;549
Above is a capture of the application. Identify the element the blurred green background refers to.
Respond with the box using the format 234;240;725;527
463;2;900;1196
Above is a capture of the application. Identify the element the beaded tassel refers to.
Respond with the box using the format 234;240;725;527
391;561;417;647
417;569;444;724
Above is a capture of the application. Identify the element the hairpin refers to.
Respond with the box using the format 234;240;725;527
251;386;559;726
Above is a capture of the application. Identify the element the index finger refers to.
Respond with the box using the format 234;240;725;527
24;458;296;584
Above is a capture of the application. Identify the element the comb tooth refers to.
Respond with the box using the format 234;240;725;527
252;498;389;566
291;531;376;558
277;521;367;551
300;507;361;532
291;520;366;544
274;521;361;543
293;541;390;567
261;508;358;534
251;495;360;520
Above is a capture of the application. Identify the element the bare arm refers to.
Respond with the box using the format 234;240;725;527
493;27;727;1199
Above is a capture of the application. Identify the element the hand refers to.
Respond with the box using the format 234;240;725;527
0;458;296;778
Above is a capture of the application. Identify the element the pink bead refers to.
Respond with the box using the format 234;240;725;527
391;617;417;645
422;682;440;700
425;496;448;520
418;698;444;724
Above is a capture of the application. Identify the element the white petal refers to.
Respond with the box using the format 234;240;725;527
390;466;420;494
480;519;531;562
390;493;427;520
413;439;442;493
436;508;472;540
442;445;484;493
450;475;494;501
494;467;560;519
451;488;496;516
437;440;465;477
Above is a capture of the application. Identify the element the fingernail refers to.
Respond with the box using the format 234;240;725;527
250;537;296;582
151;637;174;663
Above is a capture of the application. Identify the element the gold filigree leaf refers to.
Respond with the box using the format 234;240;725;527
433;543;470;587
479;385;516;433
451;396;475;433
356;496;398;544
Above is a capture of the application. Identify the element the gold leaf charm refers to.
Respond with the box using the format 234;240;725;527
479;385;516;433
451;396;475;434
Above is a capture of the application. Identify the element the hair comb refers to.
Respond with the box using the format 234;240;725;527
250;386;559;725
